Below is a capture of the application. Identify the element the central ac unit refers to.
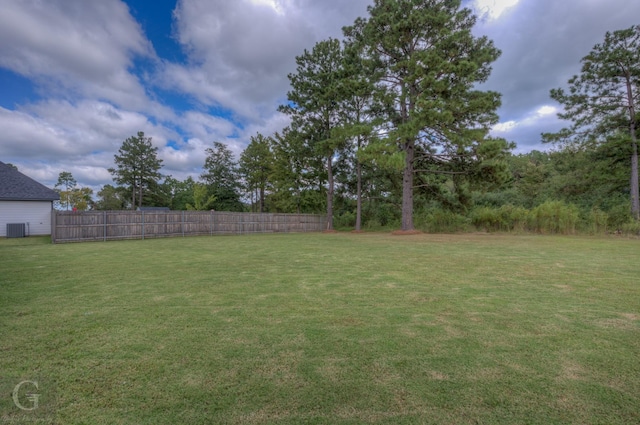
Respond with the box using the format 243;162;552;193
6;223;26;238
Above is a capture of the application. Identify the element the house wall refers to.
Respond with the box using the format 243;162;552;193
0;201;53;237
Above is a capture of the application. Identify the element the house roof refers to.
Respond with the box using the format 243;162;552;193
0;161;60;201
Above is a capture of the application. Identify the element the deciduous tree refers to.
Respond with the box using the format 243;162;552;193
96;184;127;210
69;187;94;211
163;176;196;211
186;183;216;211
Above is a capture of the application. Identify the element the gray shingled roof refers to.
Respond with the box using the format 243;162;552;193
0;161;60;201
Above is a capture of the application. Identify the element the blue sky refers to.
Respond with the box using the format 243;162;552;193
1;0;639;191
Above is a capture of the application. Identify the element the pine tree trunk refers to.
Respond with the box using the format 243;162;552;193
402;139;415;231
252;187;256;212
631;138;639;220
626;78;639;220
401;82;416;232
326;155;334;230
356;159;362;231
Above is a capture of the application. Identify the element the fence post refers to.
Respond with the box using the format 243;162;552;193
103;211;107;242
50;210;56;243
141;211;145;240
182;211;185;237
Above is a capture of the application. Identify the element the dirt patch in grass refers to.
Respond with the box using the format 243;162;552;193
331;316;366;327
596;315;639;330
428;370;450;381
552;284;573;292
391;230;423;236
559;359;587;381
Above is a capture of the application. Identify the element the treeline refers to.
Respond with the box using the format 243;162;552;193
89;134;638;235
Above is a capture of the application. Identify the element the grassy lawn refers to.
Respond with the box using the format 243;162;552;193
1;233;639;424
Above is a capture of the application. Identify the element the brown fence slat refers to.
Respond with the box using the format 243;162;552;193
51;211;326;243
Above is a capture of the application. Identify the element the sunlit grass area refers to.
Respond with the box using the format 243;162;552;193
1;233;639;424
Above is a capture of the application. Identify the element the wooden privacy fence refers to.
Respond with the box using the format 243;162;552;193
51;211;326;243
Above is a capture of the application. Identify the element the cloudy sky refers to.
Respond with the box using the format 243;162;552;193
1;0;639;191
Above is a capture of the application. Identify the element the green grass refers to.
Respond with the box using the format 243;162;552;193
1;233;639;424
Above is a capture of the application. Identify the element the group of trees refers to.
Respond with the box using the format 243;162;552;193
272;0;513;231
54;171;93;211
83;1;638;232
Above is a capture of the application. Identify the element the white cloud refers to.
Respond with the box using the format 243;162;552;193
0;101;178;188
163;0;315;119
475;0;640;150
536;105;557;117
492;104;560;134
0;107;70;159
492;120;517;133
161;0;372;121
180;111;238;142
491;103;564;152
160;138;209;179
248;0;285;15
0;0;155;110
473;0;521;20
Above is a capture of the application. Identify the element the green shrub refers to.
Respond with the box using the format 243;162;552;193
499;204;529;232
374;203;398;227
364;218;383;230
472;189;526;208
417;209;470;233
469;205;530;232
621;220;640;236
529;201;579;234
607;202;633;231
334;211;356;229
470;207;503;232
588;208;609;234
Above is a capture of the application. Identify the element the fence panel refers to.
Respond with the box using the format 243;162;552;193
51;211;326;243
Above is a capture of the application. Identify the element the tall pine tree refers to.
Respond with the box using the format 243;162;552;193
545;25;640;220
109;131;163;210
280;38;346;230
344;0;504;231
239;133;275;213
201;142;243;211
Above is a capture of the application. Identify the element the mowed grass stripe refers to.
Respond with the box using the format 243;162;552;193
1;233;639;424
